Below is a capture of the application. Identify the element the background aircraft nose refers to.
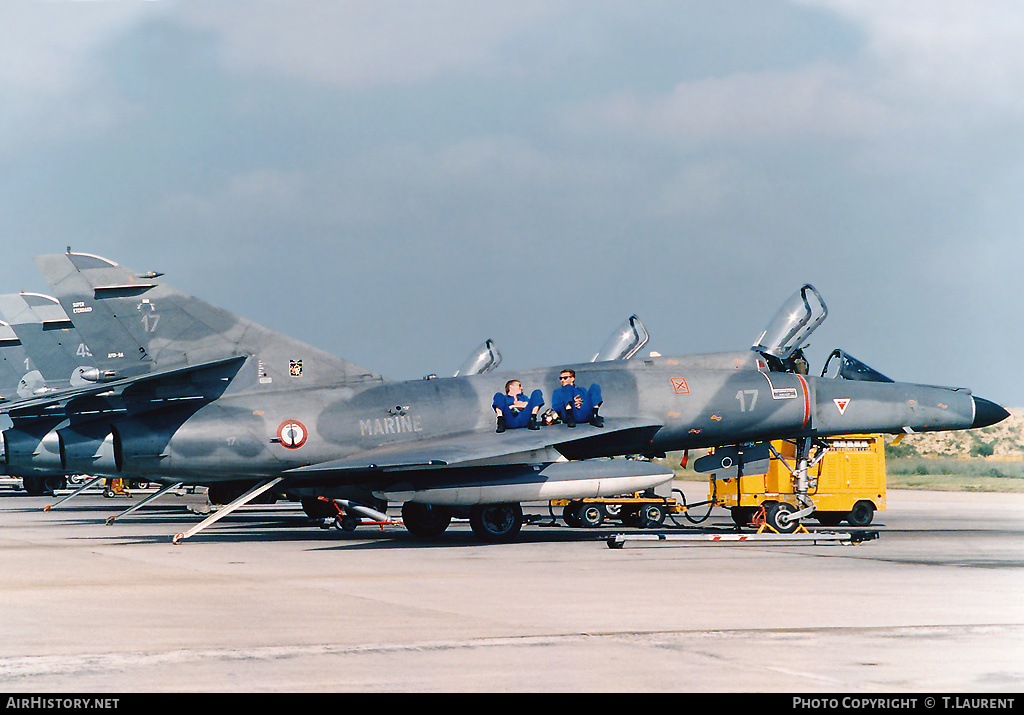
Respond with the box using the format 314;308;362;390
972;396;1011;429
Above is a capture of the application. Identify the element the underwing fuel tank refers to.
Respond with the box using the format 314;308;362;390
378;459;674;507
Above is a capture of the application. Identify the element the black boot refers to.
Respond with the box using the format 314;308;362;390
528;413;540;430
589;411;604;428
565;407;575;428
496;415;506;433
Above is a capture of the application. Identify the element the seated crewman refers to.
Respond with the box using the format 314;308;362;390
493;379;544;432
551;369;603;428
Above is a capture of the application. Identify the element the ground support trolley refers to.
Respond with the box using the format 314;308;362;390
550;491;688;529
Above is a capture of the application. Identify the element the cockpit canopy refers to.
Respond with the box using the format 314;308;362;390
454;339;502;377
593;315;649;361
750;286;898;382
752;284;827;361
821;349;894;383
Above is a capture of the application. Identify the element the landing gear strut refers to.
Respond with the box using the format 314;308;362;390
765;437;830;533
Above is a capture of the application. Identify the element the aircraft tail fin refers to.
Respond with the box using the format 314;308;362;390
0;320;29;402
0;293;88;389
33;251;383;388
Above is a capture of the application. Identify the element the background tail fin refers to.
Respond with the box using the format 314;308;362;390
0;293;93;390
33;251;383;389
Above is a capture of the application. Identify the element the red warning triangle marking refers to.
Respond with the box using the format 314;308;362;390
834;398;850;415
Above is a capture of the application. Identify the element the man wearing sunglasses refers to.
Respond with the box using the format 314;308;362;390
551;369;603;428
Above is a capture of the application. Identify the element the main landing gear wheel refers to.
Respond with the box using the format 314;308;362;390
22;476;66;496
401;502;452;538
765;502;800;534
469;503;523;543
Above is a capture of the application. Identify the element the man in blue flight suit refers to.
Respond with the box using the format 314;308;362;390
493;379;544;432
551;369;603;428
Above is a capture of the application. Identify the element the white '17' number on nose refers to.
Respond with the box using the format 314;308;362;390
735;389;758;412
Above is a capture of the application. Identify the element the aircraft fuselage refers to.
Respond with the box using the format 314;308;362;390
65;351;984;484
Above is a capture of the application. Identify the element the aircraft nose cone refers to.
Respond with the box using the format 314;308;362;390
972;397;1010;429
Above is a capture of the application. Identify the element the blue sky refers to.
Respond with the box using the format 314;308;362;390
1;0;1021;406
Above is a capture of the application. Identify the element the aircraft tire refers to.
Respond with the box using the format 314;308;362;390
402;502;452;538
815;511;844;527
22;476;66;496
847;501;875;527
765;502;799;534
21;476;46;496
469;503;523;543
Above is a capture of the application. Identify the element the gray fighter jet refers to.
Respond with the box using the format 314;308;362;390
0;293;102;495
0;251;1009;541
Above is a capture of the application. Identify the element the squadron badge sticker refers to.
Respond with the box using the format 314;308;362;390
277;420;308;449
289;359;303;377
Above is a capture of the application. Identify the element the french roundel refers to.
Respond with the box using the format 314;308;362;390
277;420;308;449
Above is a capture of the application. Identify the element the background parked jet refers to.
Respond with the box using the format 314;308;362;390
1;252;1008;541
0;293;102;495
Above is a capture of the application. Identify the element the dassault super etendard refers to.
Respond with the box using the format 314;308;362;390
0;252;1009;542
